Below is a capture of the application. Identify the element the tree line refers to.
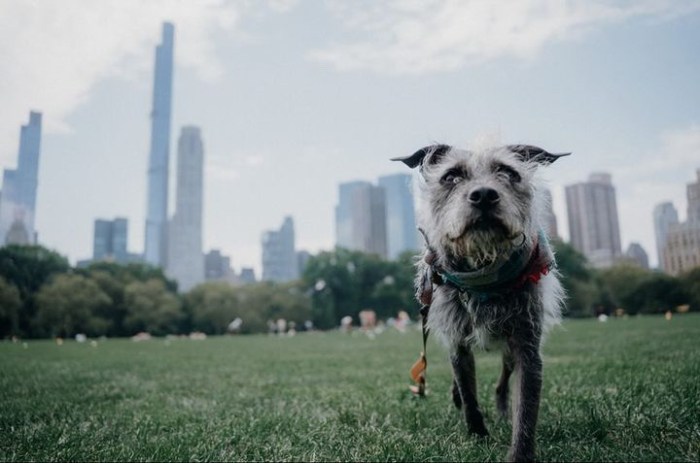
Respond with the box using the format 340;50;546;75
1;242;698;339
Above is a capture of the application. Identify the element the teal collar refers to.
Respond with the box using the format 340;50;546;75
435;230;553;299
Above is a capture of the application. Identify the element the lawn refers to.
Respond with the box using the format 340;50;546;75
1;314;699;462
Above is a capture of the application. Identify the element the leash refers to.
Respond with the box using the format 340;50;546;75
409;303;430;396
409;230;440;397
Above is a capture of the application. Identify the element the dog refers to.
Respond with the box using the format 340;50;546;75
393;143;567;462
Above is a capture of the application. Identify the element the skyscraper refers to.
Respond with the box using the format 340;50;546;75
541;188;559;239
144;22;175;267
662;170;700;275
378;173;418;259
335;181;387;258
167;126;204;292
93;218;128;263
261;216;298;282
686;169;700;222
653;201;679;270
0;111;42;245
624;242;649;269
565;172;622;268
204;249;234;282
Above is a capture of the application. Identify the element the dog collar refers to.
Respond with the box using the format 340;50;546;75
435;230;553;300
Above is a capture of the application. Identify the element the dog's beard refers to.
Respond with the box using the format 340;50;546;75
441;215;523;269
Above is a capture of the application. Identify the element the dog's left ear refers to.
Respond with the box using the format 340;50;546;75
392;144;451;169
507;145;571;165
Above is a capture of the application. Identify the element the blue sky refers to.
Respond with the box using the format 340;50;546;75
1;0;699;273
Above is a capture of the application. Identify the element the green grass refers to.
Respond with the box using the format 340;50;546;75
1;315;699;462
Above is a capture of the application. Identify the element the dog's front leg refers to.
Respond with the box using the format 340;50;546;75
451;343;489;437
496;350;515;420
507;335;542;463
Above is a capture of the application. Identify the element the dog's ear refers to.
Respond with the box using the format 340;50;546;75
507;145;571;165
392;144;451;169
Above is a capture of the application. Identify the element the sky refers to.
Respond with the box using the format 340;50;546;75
1;0;699;274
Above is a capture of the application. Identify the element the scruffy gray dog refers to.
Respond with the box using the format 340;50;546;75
394;143;568;462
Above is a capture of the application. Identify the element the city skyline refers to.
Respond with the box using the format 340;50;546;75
1;2;699;274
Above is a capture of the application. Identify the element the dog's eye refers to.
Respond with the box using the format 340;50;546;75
442;173;463;185
495;164;521;183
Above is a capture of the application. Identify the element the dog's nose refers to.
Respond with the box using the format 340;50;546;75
468;187;500;209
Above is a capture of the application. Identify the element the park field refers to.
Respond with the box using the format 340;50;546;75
1;314;699;462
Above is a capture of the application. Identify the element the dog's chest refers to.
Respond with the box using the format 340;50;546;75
458;290;531;339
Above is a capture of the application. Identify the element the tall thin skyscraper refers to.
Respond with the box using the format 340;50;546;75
262;216;298;282
565;173;622;268
653;201;679;270
335;181;387;258
144;22;175;267
167;126;204;292
0;111;42;244
378;173;418;259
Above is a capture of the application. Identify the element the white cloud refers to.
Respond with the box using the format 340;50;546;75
310;0;700;74
0;0;241;166
612;124;700;266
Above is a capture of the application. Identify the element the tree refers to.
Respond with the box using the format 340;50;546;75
0;276;21;337
185;282;242;334
184;281;312;335
302;247;418;328
0;245;70;335
124;279;182;336
86;269;129;336
680;267;700;311
33;274;112;338
551;239;600;317
625;273;691;314
597;264;652;314
78;261;178;292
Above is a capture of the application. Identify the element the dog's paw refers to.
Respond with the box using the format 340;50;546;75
468;422;490;438
466;411;489;437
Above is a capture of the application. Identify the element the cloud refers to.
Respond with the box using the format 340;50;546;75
614;124;700;187
309;0;700;74
206;151;270;182
0;0;241;166
612;123;700;266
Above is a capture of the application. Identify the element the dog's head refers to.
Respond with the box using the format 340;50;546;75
394;144;568;268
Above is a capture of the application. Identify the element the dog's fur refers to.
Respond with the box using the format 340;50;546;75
395;143;566;462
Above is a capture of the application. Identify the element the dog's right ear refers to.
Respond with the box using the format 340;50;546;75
392;144;451;169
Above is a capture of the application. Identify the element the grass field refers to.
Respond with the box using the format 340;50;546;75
1;314;699;462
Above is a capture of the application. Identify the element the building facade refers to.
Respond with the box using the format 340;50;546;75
0;111;42;245
378;173;418;259
93;218;128;263
663;222;700;275
335;181;387;258
565;173;622;268
624;242;649;269
144;22;175;267
204;249;234;282
167;126;204;292
653;201;679;270
541;188;559;239
261;216;298;282
663;170;700;275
